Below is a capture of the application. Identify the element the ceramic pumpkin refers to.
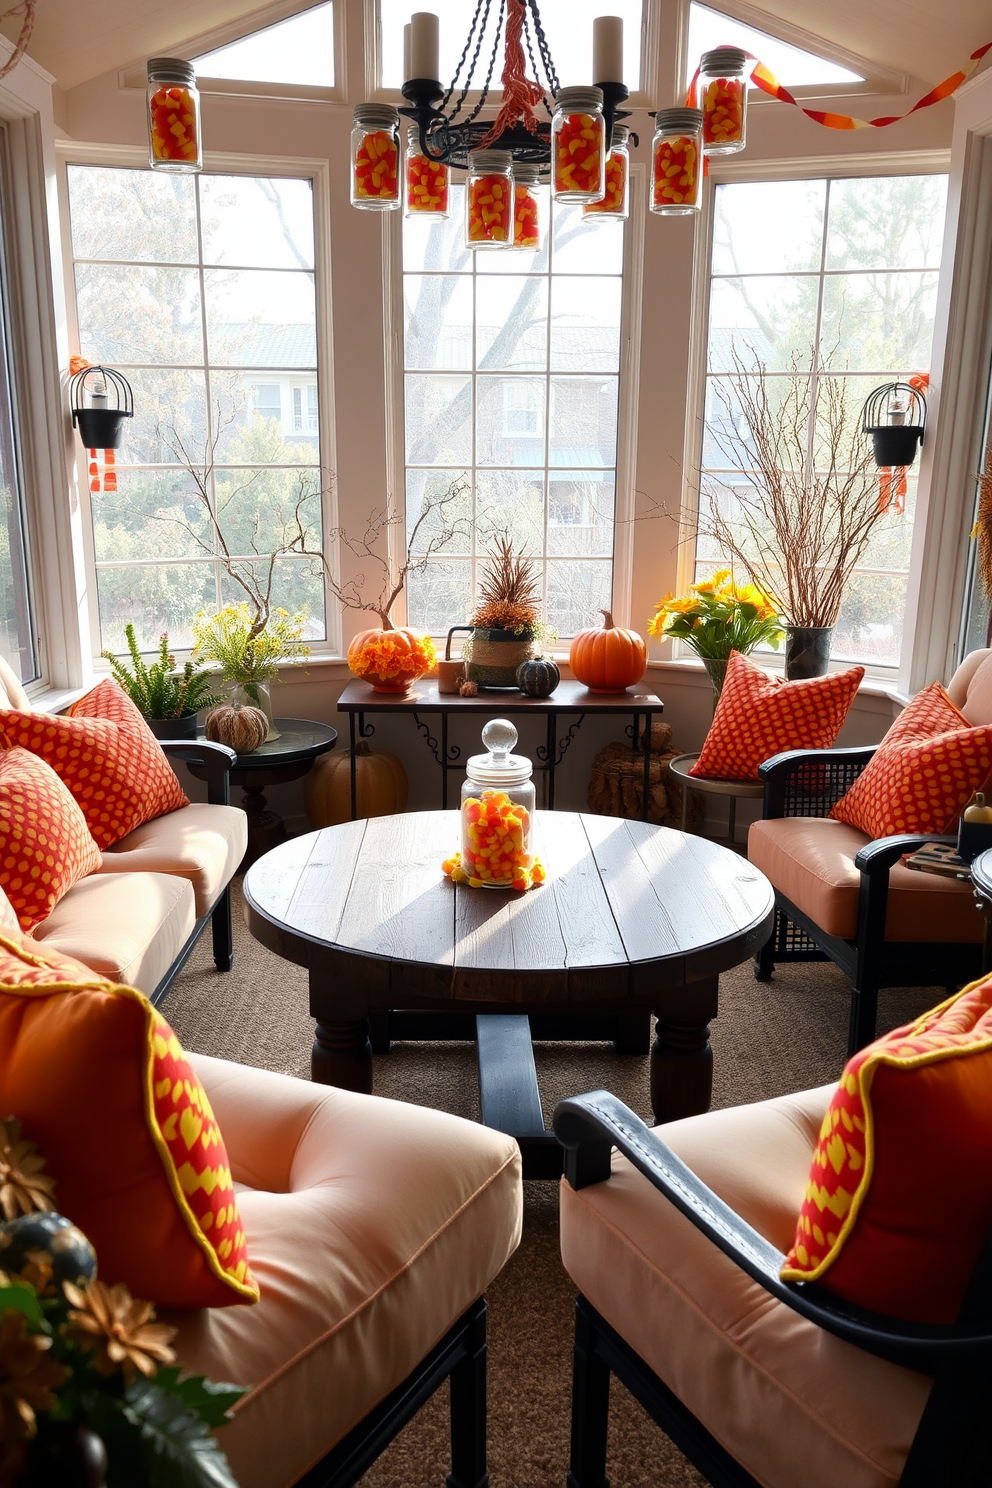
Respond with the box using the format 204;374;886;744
347;613;436;692
303;740;408;827
569;610;647;693
516;657;560;697
204;701;269;753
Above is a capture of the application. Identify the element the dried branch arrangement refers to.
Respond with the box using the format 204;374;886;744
472;535;542;634
697;349;888;629
972;443;992;603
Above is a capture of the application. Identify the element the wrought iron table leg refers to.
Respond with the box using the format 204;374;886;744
442;711;449;809
547;712;557;810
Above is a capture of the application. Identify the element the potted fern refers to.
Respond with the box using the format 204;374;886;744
102;624;222;738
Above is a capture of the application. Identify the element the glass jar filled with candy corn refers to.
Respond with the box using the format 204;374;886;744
459;720;537;889
583;123;630;221
552;86;606;204
147;58;202;173
699;46;748;155
650;108;703;216
351;104;401;210
510;162;544;250
405;128;450;218
466;150;513;249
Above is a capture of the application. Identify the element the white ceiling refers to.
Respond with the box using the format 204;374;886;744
13;0;992;93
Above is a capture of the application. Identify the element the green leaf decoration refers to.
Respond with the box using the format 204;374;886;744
153;1366;247;1427
95;1380;241;1488
0;1280;45;1328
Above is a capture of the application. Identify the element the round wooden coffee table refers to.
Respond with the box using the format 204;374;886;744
243;810;774;1174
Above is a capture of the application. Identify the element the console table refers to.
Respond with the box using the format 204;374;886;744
335;678;665;819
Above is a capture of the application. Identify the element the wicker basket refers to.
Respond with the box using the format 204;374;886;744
465;627;534;689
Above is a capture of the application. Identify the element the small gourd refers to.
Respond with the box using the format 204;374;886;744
205;701;269;754
965;792;992;823
516;657;560;698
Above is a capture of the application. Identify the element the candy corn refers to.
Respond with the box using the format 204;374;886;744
652;135;699;210
354;130;399;201
468;174;511;244
149;85;199;164
513;184;541;248
702;77;744;148
447;788;544;889
554;112;605;198
583;148;627;216
407;151;449;214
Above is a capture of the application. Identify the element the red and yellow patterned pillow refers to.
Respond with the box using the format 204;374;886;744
831;681;992;838
0;746;101;929
0;678;189;851
690;651;864;782
782;977;992;1323
0;928;257;1308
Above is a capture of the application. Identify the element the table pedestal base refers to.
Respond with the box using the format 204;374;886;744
242;783;287;869
312;1016;373;1092
650;1017;714;1126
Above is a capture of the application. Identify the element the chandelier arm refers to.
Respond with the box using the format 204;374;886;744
441;0;489;113
527;0;560;96
521;6;555;117
462;0;507;127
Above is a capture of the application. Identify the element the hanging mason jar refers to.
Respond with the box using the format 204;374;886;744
460;720;536;888
147;58;202;173
466;150;513;248
405;127;450;217
351;103;401;210
699;46;748;155
651;108;703;216
583;123;630;220
511;162;543;249
552;86;606;204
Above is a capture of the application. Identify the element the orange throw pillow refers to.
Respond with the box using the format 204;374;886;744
0;678;189;850
782;978;992;1324
0;929;258;1309
0;747;101;930
690;651;864;782
831;681;992;838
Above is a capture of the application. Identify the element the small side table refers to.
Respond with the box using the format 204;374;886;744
186;718;337;868
969;848;992;973
666;752;764;849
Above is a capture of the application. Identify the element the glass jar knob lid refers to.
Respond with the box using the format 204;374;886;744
467;718;533;785
482;718;518;763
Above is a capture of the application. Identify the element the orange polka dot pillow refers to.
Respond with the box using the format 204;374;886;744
0;678;189;850
782;977;992;1324
0;927;258;1308
830;681;992;838
690;650;865;782
0;746;101;929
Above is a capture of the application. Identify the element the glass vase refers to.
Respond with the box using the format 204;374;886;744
230;682;280;742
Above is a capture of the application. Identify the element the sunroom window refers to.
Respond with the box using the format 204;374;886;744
65;165;325;656
0;143;36;685
191;2;334;88
686;4;863;90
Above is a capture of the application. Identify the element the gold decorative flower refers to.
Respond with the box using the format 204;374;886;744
0;1309;67;1441
64;1280;176;1385
0;1119;56;1220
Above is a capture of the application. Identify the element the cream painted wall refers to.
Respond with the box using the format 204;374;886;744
52;0;963;832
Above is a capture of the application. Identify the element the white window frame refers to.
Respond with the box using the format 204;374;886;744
680;146;951;681
54;141;341;660
382;161;646;637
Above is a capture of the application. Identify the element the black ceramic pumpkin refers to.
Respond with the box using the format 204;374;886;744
516;657;560;697
0;1212;97;1291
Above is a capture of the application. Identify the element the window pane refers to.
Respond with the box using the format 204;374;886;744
477;376;545;466
549;377;618;467
406;374;472;465
831;572;906;667
193;2;334;87
551;202;624;275
406;468;472;555
548;472;614;556
214;467;321;556
406;557;473;633
712;180;825;276
0;191;34;681
475;470;545;552
116;369;208;464
92;470;211;562
825;175;947;271
403;190;472;274
547;559;613;637
404;274;473;370
820;272;939;373
96;562;217;654
476;276;548;370
75;264;202;364
688;4;862;88
708;276;817;373
551;277;621;373
220;558;326;639
204;268;316;367
67;166;197;263
200;176;316;268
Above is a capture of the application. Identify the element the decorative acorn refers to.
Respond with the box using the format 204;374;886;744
516;657;560;698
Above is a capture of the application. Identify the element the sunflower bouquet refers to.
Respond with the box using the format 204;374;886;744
648;570;783;661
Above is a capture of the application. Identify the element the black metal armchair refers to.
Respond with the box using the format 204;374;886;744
554;1089;992;1488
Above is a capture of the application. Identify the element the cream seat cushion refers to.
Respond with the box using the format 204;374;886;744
748;816;982;943
30;870;195;995
559;1087;931;1488
168;1054;522;1488
98;803;247;916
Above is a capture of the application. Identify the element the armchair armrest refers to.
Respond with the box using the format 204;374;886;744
758;746;877;820
854;833;957;876
553;1089;992;1371
159;739;236;807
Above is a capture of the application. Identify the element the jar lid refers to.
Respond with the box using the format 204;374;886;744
512;161;541;184
556;86;604;111
469;149;513;172
611;124;631;146
654;107;703;133
353;102;399;129
147;57;196;84
466;718;533;787
700;46;749;72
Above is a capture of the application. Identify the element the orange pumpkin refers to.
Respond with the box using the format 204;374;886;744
347;614;436;693
303;740;408;827
569;609;647;693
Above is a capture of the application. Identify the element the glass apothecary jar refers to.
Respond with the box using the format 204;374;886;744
466;150;513;248
405;127;450;217
351;103;401;210
511;162;543;249
552;86;606;204
147;58;201;173
460;720;536;887
651;108;703;216
699;46;748;155
583;123;630;220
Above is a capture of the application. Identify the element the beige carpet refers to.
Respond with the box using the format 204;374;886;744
165;881;942;1488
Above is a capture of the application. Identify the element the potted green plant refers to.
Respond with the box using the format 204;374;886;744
101;625;221;739
191;604;310;742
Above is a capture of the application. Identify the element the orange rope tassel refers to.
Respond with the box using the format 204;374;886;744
479;0;546;148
